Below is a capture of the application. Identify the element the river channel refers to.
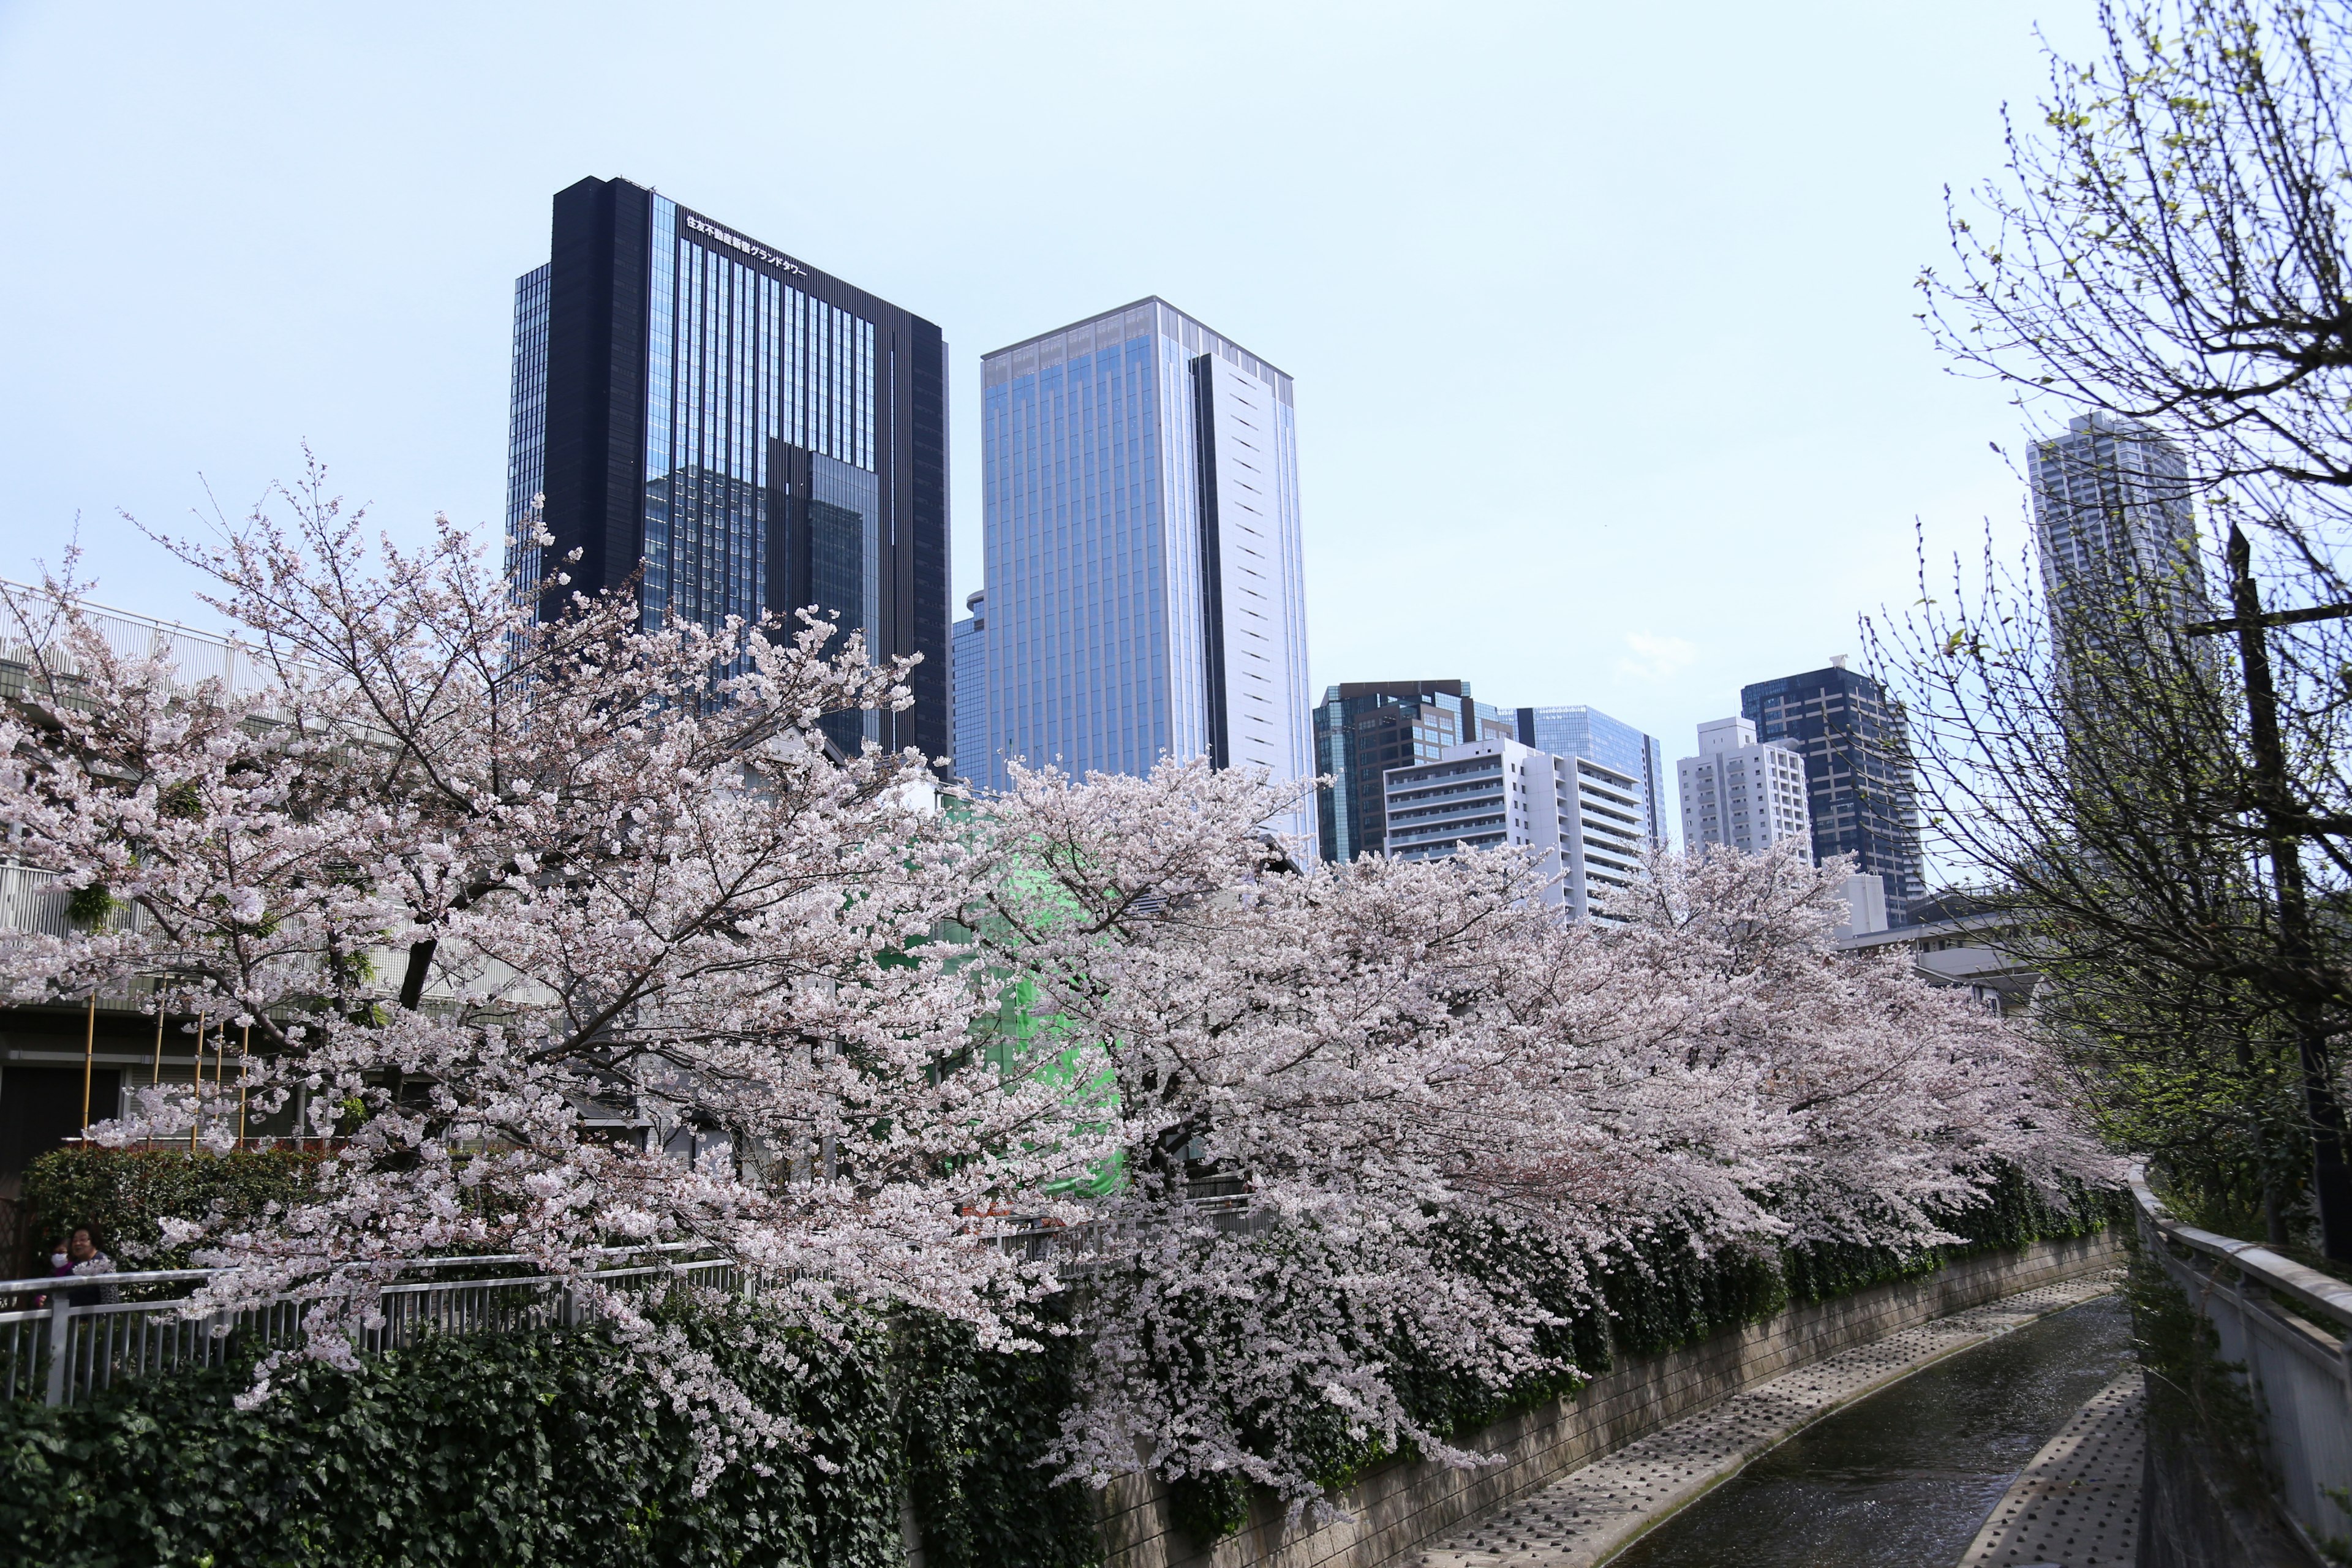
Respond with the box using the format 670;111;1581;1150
1608;1292;2135;1568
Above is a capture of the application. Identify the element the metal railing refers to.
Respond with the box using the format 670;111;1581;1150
0;579;274;701
0;1194;1258;1410
2133;1167;2352;1550
0;1245;736;1408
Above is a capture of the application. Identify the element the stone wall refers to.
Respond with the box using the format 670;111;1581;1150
1097;1230;2124;1568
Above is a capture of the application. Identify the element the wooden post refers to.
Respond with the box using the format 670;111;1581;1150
79;991;96;1133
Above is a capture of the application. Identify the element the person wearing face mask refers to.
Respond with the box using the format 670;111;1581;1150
58;1227;118;1308
33;1235;75;1308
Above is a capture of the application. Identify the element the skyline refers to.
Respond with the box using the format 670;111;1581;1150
0;2;2108;854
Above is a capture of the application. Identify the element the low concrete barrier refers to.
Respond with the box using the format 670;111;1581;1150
2134;1168;2351;1564
1098;1230;2124;1568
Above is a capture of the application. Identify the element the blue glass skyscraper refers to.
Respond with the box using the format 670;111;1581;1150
1512;706;1668;848
952;590;987;784
978;299;1311;831
506;177;949;764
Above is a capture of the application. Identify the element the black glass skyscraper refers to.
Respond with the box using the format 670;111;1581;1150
1313;681;1512;863
507;177;949;763
1741;661;1924;924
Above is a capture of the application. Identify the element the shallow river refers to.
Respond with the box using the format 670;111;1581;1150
1608;1293;2135;1568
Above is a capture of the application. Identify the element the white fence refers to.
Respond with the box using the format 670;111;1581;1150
0;1247;740;1408
2133;1167;2352;1549
0;579;273;701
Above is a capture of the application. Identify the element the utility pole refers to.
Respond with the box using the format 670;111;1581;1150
2188;524;2352;1259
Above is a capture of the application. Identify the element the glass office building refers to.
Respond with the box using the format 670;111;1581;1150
1313;681;1510;863
1513;706;1667;848
1742;661;1925;924
505;177;949;764
978;298;1311;835
951;590;987;785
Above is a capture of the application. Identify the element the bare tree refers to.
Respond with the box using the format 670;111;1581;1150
1924;0;2352;573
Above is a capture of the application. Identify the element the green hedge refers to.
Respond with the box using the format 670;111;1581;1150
23;1147;325;1272
0;1302;1101;1568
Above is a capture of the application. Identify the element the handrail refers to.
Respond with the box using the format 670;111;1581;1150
0;1240;719;1298
2130;1165;2352;1331
0;1193;1254;1299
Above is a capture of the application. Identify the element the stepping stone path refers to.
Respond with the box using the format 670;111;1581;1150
1412;1271;2123;1568
1959;1371;2143;1568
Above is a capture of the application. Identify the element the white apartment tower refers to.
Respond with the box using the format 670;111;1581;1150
2029;412;2204;609
1678;717;1812;856
1678;717;1887;936
1382;738;1644;922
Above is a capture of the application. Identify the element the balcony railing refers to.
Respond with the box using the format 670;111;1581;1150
2133;1166;2352;1550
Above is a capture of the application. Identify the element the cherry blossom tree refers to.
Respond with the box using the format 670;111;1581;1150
0;478;2103;1507
969;759;2109;1517
0;478;1107;1474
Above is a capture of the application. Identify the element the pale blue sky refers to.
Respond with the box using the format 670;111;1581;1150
0;2;2092;840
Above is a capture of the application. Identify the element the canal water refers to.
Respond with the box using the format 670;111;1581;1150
1609;1293;2135;1568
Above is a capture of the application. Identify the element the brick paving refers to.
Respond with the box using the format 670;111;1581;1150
1408;1270;2124;1568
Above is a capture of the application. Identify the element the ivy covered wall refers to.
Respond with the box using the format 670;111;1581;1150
0;1163;2108;1567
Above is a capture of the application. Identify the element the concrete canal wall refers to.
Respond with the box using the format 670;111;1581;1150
1095;1229;2125;1568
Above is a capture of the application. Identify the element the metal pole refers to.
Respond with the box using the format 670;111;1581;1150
188;1014;204;1155
147;998;164;1150
42;1295;69;1406
236;1023;249;1145
78;991;95;1133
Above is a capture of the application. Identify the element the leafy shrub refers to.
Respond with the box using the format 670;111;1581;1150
897;1303;1102;1568
0;1295;1102;1568
23;1146;324;1268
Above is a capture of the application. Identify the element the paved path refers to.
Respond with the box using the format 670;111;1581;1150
1958;1371;2144;1568
1409;1270;2124;1568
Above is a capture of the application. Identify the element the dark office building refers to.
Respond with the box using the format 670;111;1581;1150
1741;660;1925;924
507;177;949;763
1314;681;1512;862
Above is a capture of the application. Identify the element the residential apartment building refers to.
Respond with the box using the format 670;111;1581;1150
506;177;949;763
978;299;1312;837
1676;717;1811;856
2029;412;2204;612
1313;680;1511;863
1382;739;1643;922
1679;715;1886;935
1741;659;1924;925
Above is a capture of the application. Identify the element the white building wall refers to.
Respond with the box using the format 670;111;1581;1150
1677;717;1812;858
1382;739;1642;922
